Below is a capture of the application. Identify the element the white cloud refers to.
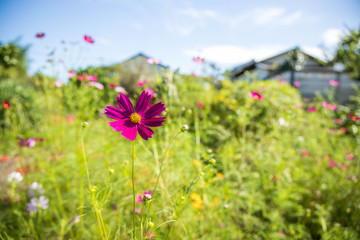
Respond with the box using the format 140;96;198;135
253;7;285;25
166;23;193;36
185;45;286;65
230;7;303;28
322;28;342;46
178;8;217;19
279;11;303;25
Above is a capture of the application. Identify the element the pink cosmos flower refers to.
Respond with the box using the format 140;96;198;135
348;175;356;180
84;35;94;44
137;80;147;87
192;56;205;64
87;82;104;90
109;83;115;88
86;75;98;81
105;91;166;141
349;114;360;122
250;91;263;100
18;137;44;148
307;107;317;112
146;232;155;239
145;88;155;97
333;119;343;124
78;75;85;81
136;194;144;203
341;163;349;169
340;127;347;133
322;101;338;111
259;87;265;92
329;80;339;87
36;33;45;38
294;81;301;87
54;80;63;88
3;101;10;109
329;160;338;168
68;70;76;78
191;72;197;77
345;153;354;161
301;150;310;157
146;58;160;64
197;102;204;108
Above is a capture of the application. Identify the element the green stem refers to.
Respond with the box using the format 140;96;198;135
152;131;181;199
131;141;136;240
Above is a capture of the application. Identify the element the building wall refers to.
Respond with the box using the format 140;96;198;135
271;71;359;103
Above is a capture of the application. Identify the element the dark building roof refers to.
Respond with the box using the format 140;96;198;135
230;47;327;79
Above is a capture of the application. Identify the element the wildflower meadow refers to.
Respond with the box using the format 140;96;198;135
1;34;360;240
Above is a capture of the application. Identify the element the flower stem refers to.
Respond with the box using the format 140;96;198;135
152;131;181;199
131;140;136;240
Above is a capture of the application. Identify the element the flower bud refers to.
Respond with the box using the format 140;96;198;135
181;125;189;132
144;194;152;200
109;168;114;174
209;158;216;165
200;171;204;176
148;221;154;228
82;122;89;128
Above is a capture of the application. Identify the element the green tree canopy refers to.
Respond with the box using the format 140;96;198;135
0;40;28;81
334;27;360;81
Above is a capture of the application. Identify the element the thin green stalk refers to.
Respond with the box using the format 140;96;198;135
131;141;136;240
81;127;107;240
152;131;181;199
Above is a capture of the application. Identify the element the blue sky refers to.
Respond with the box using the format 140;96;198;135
1;0;359;79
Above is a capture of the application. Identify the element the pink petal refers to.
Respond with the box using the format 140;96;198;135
109;120;127;131
117;94;134;113
135;91;152;115
105;106;130;120
144;102;165;119
142;117;166;127
137;123;154;140
121;121;137;141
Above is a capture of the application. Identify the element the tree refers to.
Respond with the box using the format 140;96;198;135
0;40;28;81
334;27;360;81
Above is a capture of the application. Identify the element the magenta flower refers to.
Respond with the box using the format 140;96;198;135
105;91;166;141
84;35;94;44
333;119;343;124
196;102;204;108
341;163;350;169
109;83;116;88
137;80;147;87
329;160;338;168
136;194;143;203
345;153;354;161
192;56;205;64
36;33;45;38
77;75;85;81
18;137;44;148
294;81;301;87
349;114;360;122
307;107;317;112
86;75;98;81
250;91;263;100
145;88;155;97
329;80;339;87
322;101;338;111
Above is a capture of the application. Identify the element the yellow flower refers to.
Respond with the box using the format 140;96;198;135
213;197;220;205
190;193;203;209
215;173;224;179
193;159;201;167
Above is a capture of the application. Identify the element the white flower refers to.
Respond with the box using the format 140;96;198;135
278;117;289;127
8;172;23;183
115;86;126;94
28;182;45;197
27;196;49;212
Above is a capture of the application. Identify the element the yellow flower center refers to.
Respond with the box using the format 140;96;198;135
130;113;141;124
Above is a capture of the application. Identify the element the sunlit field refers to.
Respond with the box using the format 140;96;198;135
1;32;360;239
